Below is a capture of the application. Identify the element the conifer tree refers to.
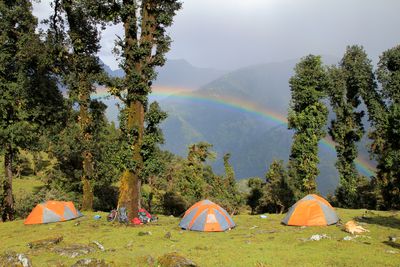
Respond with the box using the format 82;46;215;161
246;177;264;214
106;0;181;220
262;160;294;213
327;46;372;208
47;0;108;210
287;55;328;198
0;0;65;221
374;45;400;209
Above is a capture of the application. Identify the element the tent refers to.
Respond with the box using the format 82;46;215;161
24;201;83;225
179;200;235;232
281;194;339;226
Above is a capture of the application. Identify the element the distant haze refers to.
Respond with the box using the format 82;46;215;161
33;0;400;70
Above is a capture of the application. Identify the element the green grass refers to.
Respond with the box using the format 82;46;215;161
0;209;399;266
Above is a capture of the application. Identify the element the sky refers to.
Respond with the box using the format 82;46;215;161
33;0;400;71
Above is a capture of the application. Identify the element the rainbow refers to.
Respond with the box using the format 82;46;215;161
93;86;376;177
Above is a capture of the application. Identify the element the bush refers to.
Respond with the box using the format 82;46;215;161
162;191;188;216
14;187;80;219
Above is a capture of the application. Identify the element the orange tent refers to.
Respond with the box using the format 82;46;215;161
24;201;83;225
179;200;235;232
281;194;339;226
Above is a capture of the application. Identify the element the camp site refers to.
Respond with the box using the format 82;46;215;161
1;0;400;266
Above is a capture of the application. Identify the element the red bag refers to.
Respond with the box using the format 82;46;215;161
132;217;143;225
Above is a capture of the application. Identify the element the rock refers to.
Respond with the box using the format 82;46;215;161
71;258;110;267
92;241;105;251
158;253;197;267
138;231;152;236
385;250;399;254
343;236;353;241
145;255;155;266
0;251;32;267
52;244;96;258
137;255;156;266
125;241;134;249
309;234;329;241
388;236;397;242
165;232;172;239
28;235;63;249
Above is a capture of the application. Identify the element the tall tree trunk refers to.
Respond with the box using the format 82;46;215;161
81;151;94;211
79;86;94;211
2;143;15;221
118;100;144;221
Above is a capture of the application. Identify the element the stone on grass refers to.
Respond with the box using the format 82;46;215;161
52;244;95;258
0;251;32;267
309;234;329;241
164;232;172;239
343;236;353;241
158;252;197;267
71;258;110;267
28;235;63;249
138;231;152;236
92;241;105;251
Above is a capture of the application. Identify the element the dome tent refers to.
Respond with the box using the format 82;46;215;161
24;201;83;225
179;200;235;232
282;194;339;226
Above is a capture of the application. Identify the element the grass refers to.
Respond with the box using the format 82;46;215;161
1;157;399;266
0;209;399;266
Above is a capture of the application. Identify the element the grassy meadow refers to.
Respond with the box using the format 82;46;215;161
1;207;399;266
0;171;399;266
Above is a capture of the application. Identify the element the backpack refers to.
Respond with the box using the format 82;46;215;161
107;209;117;222
138;211;150;224
118;207;129;223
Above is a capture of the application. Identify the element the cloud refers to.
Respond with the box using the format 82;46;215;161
32;0;400;70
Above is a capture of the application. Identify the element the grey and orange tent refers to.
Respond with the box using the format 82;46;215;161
281;194;339;226
179;200;235;232
24;201;83;225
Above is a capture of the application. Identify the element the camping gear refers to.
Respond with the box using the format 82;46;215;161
179;199;235;232
107;209;117;222
138;208;157;223
131;217;143;225
24;201;83;225
117;207;129;223
281;194;339;226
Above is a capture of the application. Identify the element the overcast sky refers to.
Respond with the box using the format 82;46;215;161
33;0;400;71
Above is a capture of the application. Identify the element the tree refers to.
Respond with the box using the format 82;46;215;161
246;177;264;214
373;45;400;209
106;0;181;221
223;153;235;189
220;153;242;213
47;0;107;210
327;45;372;208
49;100;121;209
0;0;65;221
261;160;294;213
287;55;328;198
